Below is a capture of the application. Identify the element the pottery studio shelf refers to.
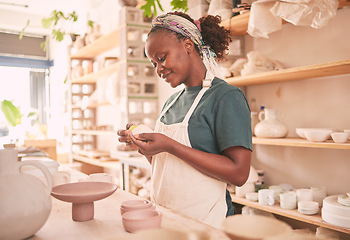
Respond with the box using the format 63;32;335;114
253;137;350;150
71;62;120;84
226;59;350;87
72;154;119;169
230;194;350;235
221;0;350;36
72;129;116;136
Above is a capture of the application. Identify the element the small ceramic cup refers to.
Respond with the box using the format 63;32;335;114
269;185;283;202
89;173;113;183
311;186;327;206
52;171;71;186
296;188;313;202
258;189;275;206
279;191;297;210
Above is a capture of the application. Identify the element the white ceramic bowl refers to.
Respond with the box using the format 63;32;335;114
344;130;350;140
323;195;350;217
245;192;258;202
304;129;332;142
331;132;349;143
222;214;292;240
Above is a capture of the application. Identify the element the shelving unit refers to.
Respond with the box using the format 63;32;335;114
68;7;158;172
221;0;350;36
223;4;350;237
230;194;350;235
253;137;350;150
226;59;350;87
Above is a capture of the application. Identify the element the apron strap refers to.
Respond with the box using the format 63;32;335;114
183;80;211;124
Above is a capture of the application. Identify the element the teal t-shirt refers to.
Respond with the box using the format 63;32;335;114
160;78;253;216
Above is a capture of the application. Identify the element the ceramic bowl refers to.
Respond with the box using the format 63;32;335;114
120;199;156;215
245;192;258;202
112;228;210;240
304;129;332;142
344;130;350;140
122;209;162;233
222;214;292;240
298;201;319;215
331;132;349;143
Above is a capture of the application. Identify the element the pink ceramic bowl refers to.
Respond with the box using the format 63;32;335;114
122;209;162;233
120;200;156;215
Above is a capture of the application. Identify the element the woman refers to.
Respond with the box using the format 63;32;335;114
117;12;252;228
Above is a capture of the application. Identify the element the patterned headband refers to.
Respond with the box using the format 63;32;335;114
152;14;224;81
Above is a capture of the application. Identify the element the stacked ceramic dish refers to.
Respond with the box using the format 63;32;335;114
322;194;350;228
298;201;319;215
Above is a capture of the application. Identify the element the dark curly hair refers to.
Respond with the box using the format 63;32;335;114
148;12;232;61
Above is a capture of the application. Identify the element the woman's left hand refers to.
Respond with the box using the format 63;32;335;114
128;131;175;157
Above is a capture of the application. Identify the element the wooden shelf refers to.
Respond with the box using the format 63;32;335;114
221;0;350;36
226;59;350;87
253;137;350;150
72;154;119;169
71;62;121;84
230;194;350;235
71;29;120;59
72;130;116;135
71;101;110;109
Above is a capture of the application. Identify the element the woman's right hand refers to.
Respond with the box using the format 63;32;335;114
117;123;138;149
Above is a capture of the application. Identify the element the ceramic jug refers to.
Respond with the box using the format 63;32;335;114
254;108;288;138
0;149;52;240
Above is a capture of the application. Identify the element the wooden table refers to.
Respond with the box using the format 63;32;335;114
29;167;231;240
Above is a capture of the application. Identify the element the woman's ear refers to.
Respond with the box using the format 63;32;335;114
184;38;194;54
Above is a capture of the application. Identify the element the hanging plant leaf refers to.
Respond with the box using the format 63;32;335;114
1;100;22;127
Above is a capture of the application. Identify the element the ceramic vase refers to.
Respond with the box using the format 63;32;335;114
0;149;52;240
254;108;288;138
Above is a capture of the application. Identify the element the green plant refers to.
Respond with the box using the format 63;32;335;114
1;100;22;127
20;10;94;51
141;0;188;18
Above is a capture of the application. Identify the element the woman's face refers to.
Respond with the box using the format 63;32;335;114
145;30;194;88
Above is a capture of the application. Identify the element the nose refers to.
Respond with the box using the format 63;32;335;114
156;64;164;78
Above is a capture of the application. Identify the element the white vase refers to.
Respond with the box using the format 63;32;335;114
0;149;52;240
254;108;288;138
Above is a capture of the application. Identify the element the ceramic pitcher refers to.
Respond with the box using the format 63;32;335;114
254;108;288;138
0;149;52;240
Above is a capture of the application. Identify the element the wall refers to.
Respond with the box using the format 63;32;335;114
243;7;350;195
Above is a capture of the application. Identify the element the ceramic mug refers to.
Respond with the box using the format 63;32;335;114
52;171;71;186
296;188;313;202
89;173;113;183
279;191;297;210
258;189;275;206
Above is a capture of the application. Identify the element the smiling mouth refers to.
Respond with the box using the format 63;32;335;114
162;73;171;81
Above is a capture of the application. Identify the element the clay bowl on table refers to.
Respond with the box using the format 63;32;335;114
222;214;292;240
120;199;156;215
112;228;210;240
122;209;162;233
51;182;117;222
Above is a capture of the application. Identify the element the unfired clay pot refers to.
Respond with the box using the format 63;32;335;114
0;149;52;240
51;182;117;222
122;209;162;233
120;199;156;215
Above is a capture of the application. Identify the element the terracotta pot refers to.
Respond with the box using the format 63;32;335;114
0;149;52;240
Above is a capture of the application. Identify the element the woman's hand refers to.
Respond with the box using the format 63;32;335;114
128;131;175;157
117;123;137;149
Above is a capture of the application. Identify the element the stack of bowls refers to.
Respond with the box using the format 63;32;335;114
322;195;350;228
120;200;161;233
295;128;335;142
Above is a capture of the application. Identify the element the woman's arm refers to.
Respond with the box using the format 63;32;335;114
128;132;251;186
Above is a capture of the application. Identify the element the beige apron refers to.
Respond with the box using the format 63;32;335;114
151;83;227;228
